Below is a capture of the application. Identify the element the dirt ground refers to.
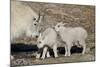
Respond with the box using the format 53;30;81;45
11;0;95;66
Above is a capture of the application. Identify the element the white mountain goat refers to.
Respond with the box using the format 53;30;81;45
54;22;88;56
36;28;58;59
11;1;43;42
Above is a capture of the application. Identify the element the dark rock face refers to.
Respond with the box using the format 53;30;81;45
57;46;83;54
11;43;83;55
71;46;83;54
11;43;38;53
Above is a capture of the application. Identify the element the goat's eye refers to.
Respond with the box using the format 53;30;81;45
34;24;37;26
58;25;60;27
33;18;36;21
39;41;41;44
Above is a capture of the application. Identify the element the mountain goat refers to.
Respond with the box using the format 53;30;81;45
11;1;43;42
54;22;87;56
36;28;58;59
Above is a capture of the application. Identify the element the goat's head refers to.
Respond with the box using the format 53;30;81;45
32;12;43;26
31;31;40;39
37;33;44;48
30;12;44;39
54;22;67;32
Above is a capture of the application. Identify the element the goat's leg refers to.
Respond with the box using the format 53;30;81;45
64;45;68;56
46;51;50;58
53;44;58;58
36;53;41;59
67;42;72;56
36;48;43;59
79;40;86;55
41;47;48;59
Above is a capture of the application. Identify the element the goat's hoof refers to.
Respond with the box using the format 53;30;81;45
41;57;45;60
47;54;51;58
36;53;41;58
47;54;50;58
67;54;71;56
65;54;71;56
36;55;40;59
55;55;58;58
82;53;85;55
64;54;68;56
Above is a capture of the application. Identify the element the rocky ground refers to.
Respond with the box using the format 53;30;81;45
11;0;95;67
11;33;95;67
11;54;95;67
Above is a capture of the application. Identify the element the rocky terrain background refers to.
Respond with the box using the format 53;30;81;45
11;0;95;66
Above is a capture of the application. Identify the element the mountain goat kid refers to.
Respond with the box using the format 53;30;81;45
36;28;58;59
54;22;87;56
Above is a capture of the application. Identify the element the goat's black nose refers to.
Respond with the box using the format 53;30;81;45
36;35;38;38
34;24;37;25
53;27;55;29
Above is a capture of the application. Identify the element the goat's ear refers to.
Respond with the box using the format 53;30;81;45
39;33;42;37
60;22;63;24
33;17;36;21
62;23;67;26
60;22;66;26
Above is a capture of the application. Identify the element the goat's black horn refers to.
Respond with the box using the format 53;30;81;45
37;12;41;22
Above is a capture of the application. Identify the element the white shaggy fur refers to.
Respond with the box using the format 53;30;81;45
54;22;87;56
11;1;42;42
36;28;58;59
